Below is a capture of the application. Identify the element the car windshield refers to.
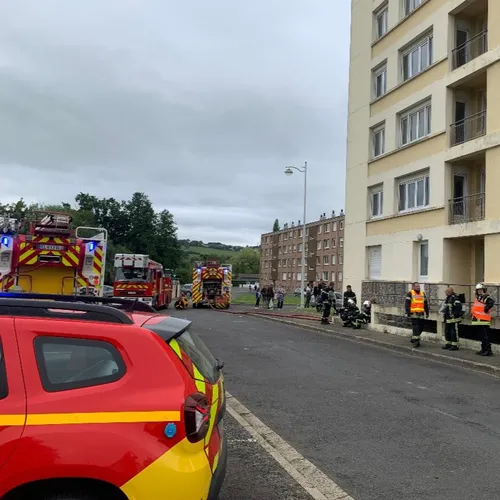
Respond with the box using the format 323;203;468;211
115;268;150;281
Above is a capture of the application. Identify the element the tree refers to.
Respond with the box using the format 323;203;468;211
273;219;280;232
231;248;260;275
153;209;182;269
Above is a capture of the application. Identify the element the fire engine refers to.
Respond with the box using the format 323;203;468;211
191;260;232;309
0;211;107;295
113;253;178;309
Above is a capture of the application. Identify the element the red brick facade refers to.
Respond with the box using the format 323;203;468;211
259;212;345;292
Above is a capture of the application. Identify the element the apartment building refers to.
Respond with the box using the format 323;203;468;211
260;211;345;292
345;0;500;313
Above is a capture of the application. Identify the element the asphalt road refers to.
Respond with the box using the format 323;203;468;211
171;308;500;500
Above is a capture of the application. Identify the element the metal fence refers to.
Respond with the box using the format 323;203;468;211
451;29;488;70
448;192;485;225
362;280;500;317
450;110;487;147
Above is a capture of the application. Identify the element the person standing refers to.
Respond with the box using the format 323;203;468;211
472;283;495;356
442;287;463;351
254;287;261;309
405;283;429;348
276;286;285;309
343;285;357;308
305;283;312;308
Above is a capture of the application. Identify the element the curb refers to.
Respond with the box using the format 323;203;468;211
248;313;500;377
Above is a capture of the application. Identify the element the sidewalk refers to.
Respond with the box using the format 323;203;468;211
247;312;500;377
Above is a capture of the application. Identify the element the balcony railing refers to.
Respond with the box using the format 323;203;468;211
448;192;485;225
450;110;486;146
452;29;488;70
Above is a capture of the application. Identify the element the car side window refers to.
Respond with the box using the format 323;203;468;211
34;337;126;392
0;339;8;399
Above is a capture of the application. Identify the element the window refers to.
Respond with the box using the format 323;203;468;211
323;255;329;265
367;245;382;279
338;272;343;281
293;258;296;266
404;0;424;17
398;173;430;212
332;254;337;265
323;271;329;281
282;272;287;280
298;243;303;252
370;186;384;218
331;272;336;282
400;101;431;145
35;337;125;392
340;221;344;230
324;239;329;249
325;223;330;233
297;272;302;281
373;65;387;98
372;124;385;158
419;241;429;280
318;225;322;234
0;339;7;399
402;34;432;81
333;222;337;231
316;256;320;264
298;229;303;237
376;7;388;38
340;238;344;247
339;254;344;265
317;241;322;250
332;238;336;248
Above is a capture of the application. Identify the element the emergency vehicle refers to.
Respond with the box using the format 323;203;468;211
0;293;227;500
0;211;107;296
113;253;178;309
192;260;232;309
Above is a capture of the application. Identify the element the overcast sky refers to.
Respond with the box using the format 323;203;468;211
0;0;350;246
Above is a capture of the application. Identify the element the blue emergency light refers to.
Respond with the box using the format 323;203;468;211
1;237;9;247
88;241;96;252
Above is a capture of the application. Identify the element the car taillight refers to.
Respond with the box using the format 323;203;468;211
184;393;210;443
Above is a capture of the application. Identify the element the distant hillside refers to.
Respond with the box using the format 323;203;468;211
180;239;259;262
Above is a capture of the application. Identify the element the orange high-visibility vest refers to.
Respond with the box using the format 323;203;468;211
471;298;491;323
410;290;425;313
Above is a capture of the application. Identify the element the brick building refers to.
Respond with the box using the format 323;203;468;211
259;210;345;292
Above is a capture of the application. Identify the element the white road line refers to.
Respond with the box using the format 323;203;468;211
226;391;355;500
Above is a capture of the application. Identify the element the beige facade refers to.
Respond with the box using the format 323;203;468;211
259;212;345;292
345;0;500;296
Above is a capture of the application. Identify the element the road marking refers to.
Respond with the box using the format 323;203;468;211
226;392;354;500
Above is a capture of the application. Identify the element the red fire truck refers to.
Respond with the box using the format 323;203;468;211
0;211;107;296
113;253;177;309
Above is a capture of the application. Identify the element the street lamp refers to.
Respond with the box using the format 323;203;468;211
284;161;307;309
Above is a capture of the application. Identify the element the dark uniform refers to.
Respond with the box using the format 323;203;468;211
405;289;429;348
442;293;463;351
472;290;495;356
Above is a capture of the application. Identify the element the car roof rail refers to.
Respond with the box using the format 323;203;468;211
0;293;157;324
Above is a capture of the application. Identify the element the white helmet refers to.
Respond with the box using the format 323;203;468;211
476;283;486;290
348;298;355;306
363;300;371;307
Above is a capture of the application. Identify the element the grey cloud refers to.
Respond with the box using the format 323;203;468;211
0;0;349;245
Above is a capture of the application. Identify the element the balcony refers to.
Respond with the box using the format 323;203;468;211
450;110;486;146
448;192;485;224
451;29;488;70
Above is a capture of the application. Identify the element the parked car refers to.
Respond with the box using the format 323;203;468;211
0;293;226;500
181;283;193;298
293;288;302;297
102;284;114;297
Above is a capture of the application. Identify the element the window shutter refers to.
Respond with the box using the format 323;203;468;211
368;246;382;280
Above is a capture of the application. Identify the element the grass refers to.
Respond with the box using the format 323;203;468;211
231;292;302;306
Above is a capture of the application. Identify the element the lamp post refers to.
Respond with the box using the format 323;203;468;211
284;162;307;309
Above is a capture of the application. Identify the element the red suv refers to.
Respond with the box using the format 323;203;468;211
0;293;226;500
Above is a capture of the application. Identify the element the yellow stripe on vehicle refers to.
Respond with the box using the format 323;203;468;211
169;339;182;359
204;382;219;447
193;365;206;393
212;451;220;472
0;411;181;427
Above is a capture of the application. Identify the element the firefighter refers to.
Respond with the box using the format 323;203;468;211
472;283;495;356
405;282;429;348
442;287;463;351
320;284;335;324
